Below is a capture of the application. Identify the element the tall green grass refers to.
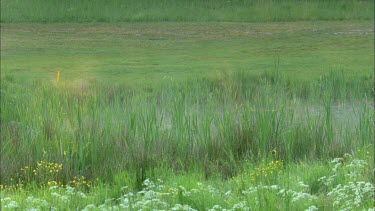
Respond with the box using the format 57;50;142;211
1;0;374;23
1;70;373;189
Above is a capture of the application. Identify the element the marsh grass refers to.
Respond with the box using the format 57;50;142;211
1;0;374;23
1;70;373;190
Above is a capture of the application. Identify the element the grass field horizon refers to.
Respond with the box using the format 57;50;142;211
1;0;374;23
1;1;374;210
1;21;373;86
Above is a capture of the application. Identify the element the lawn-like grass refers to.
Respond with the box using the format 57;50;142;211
1;21;374;86
1;0;373;23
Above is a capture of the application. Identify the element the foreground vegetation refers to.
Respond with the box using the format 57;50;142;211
1;156;374;210
1;0;374;23
1;70;374;209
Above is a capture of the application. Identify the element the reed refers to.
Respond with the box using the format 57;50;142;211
1;71;373;186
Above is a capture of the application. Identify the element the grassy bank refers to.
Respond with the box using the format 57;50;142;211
1;0;374;23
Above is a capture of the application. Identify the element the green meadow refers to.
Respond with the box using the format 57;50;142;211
1;1;374;210
2;21;373;85
1;0;374;23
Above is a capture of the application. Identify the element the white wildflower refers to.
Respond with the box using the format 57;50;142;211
121;186;128;192
191;188;199;194
305;205;318;211
98;204;108;209
26;196;34;203
232;201;250;210
39;199;49;207
4;201;19;208
65;186;75;195
119;203;129;209
270;185;279;190
51;192;61;198
60;195;69;202
207;185;217;194
299;181;309;188
77;192;87;198
1;197;11;202
277;189;286;196
213;205;222;209
171;204;197;211
143;179;155;189
291;191;316;202
49;185;59;190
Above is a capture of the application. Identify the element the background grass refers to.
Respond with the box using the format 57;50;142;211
1;0;374;23
1;21;374;86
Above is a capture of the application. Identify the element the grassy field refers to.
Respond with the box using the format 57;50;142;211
1;1;375;210
1;21;374;86
1;0;374;23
